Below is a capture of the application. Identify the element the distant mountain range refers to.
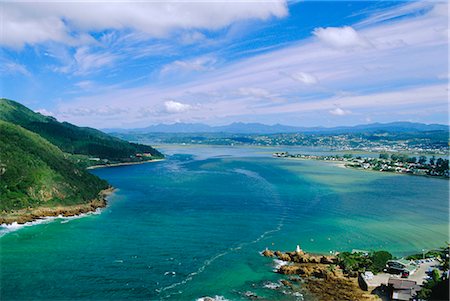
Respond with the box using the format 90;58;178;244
104;121;449;135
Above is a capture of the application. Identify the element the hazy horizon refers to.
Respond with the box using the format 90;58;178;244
99;120;450;131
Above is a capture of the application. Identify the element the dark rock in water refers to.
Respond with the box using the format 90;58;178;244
243;291;259;300
274;251;291;261
288;276;303;282
262;249;274;257
280;279;293;288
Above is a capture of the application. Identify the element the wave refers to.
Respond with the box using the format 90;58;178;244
0;207;104;237
273;259;289;270
196;296;230;301
263;281;282;290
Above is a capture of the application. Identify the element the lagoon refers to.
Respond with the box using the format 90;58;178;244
1;145;448;300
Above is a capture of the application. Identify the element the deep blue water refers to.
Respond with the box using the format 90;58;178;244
1;145;448;300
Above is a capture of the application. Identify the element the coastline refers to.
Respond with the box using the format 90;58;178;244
86;158;164;169
0;158;164;227
280;156;448;179
262;249;378;301
0;187;115;226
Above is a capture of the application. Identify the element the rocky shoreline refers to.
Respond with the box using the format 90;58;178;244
0;187;114;225
262;248;379;301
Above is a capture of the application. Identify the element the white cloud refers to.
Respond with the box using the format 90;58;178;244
0;61;31;76
39;2;448;127
35;109;54;116
74;47;118;74
164;100;192;114
329;107;351;116
179;31;207;45
74;80;95;90
52;47;118;75
287;72;319;85
1;1;288;49
161;56;217;75
238;87;272;98
313;26;371;49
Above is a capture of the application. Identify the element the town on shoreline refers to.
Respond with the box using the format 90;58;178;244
273;152;450;178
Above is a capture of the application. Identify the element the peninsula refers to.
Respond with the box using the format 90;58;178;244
0;99;163;224
273;152;449;178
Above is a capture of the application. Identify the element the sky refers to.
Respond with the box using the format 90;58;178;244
1;0;448;129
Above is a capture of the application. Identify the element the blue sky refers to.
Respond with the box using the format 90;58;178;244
1;1;448;128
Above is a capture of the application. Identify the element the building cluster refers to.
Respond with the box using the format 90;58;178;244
273;152;450;178
361;257;446;301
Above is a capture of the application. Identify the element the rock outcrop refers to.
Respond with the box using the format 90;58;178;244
263;249;337;264
262;248;379;301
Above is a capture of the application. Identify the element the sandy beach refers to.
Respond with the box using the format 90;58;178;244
87;158;165;169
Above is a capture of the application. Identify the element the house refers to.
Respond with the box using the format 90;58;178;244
386;259;417;275
387;278;421;300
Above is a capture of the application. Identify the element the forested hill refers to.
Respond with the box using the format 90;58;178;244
0;98;163;161
0;120;109;212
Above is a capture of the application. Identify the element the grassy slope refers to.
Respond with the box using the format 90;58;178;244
0;98;163;161
0;120;109;212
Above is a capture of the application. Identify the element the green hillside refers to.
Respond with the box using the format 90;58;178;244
0;120;109;212
0;98;163;161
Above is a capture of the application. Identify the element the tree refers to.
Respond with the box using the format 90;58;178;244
407;157;417;163
379;153;389;160
430;156;436;165
370;251;393;273
432;269;440;282
418;156;427;165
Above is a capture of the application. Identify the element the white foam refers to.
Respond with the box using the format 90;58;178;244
273;259;289;269
164;271;176;276
0;207;105;237
263;281;282;290
196;296;230;301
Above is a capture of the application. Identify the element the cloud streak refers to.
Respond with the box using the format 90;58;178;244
2;1;447;128
1;1;288;49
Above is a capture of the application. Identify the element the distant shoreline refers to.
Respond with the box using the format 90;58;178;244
276;155;449;179
0;187;115;226
86;158;164;169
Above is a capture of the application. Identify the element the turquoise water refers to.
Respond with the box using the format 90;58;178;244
1;145;448;300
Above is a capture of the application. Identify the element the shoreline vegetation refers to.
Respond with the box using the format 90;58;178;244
0;187;114;225
273;152;449;178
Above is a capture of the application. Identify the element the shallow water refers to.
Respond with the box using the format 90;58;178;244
1;145;448;300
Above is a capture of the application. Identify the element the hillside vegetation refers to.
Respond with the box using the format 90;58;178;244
0;98;163;161
0;121;109;212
